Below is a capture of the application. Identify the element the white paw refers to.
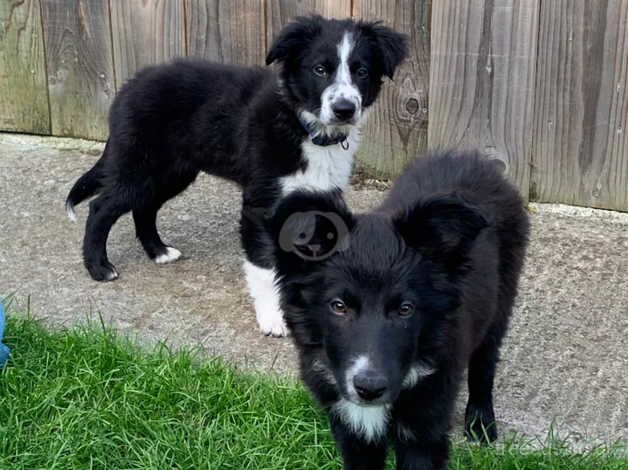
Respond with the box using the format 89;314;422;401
256;306;289;337
154;247;182;264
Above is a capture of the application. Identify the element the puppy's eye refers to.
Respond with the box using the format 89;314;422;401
329;299;347;315
313;64;328;77
356;66;369;78
399;301;415;317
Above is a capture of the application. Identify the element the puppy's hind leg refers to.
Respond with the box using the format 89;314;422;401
83;193;130;281
133;204;181;264
133;170;198;264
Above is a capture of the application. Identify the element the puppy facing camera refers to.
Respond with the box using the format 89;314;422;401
270;150;529;469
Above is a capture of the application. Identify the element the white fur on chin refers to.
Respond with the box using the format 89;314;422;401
332;398;391;443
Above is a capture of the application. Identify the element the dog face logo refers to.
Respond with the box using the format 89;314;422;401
278;210;350;261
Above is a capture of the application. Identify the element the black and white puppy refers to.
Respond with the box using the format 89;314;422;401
269;151;529;469
65;16;407;336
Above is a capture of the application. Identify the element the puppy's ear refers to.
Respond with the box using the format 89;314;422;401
394;195;487;262
268;191;354;274
359;21;408;78
266;15;323;65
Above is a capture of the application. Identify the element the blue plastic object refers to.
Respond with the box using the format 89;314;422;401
0;303;9;368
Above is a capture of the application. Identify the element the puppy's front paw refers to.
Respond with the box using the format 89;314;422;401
256;306;289;337
243;261;289;337
464;402;497;443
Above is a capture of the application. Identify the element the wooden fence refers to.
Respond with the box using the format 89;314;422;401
1;0;627;211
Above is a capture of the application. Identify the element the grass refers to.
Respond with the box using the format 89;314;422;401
0;314;626;469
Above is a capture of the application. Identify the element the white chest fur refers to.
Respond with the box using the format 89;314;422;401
279;127;360;195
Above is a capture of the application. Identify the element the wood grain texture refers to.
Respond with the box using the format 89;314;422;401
41;0;115;140
353;0;430;177
428;0;539;198
110;0;186;86
0;0;49;134
266;0;351;50
531;0;628;211
186;0;265;65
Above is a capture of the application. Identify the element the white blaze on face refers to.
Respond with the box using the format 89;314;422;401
319;31;362;125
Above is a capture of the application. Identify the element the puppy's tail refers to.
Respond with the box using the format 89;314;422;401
65;142;108;221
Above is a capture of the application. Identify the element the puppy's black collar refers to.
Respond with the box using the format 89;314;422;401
299;116;349;149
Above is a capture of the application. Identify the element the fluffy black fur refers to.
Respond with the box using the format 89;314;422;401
66;15;406;281
269;151;529;469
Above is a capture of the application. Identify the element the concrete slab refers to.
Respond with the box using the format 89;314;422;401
0;133;626;446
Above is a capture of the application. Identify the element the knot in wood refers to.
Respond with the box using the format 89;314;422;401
405;98;420;115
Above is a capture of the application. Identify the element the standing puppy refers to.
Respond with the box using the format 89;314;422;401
65;16;407;336
269;151;529;469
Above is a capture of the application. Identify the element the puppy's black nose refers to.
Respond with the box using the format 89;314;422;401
353;371;388;401
331;99;356;121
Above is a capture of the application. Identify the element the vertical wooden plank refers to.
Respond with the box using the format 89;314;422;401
41;0;115;140
428;0;539;198
532;0;628;211
110;0;186;87
266;0;351;49
0;0;49;134
186;0;265;65
353;0;430;177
